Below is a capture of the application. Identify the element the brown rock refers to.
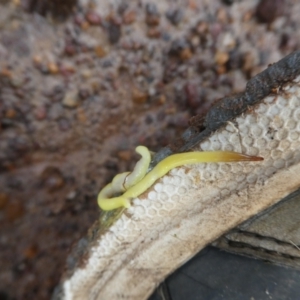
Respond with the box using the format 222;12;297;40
34;105;47;120
123;10;136;24
189;0;198;10
147;27;161;39
132;88;148;104
0;193;9;210
77;108;87;123
180;48;192;60
216;65;227;75
215;51;229;65
157;94;166;105
217;8;229;24
95;45;106;58
23;244;39;260
242;52;255;73
5;108;17;119
243;10;254;22
0;68;12;78
117;150;131;161
40;166;65;192
185;82;200;109
48;62;59;74
81;21;90;30
85;11;102;25
64;43;77;56
195;21;209;35
145;3;160;26
256;0;285;23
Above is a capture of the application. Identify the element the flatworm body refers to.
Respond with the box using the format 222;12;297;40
97;147;263;211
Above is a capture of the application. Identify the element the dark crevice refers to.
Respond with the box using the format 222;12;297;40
235;230;300;248
226;240;300;261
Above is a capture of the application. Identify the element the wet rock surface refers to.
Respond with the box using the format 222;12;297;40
0;0;299;299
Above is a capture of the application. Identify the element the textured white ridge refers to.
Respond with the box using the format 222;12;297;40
62;79;300;299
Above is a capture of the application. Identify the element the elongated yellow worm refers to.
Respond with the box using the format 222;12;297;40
97;146;263;211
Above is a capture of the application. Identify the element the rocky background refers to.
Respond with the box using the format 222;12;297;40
0;0;299;299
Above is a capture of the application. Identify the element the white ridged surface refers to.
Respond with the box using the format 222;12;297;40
62;78;300;299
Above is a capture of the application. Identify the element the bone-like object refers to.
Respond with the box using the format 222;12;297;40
55;55;300;299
